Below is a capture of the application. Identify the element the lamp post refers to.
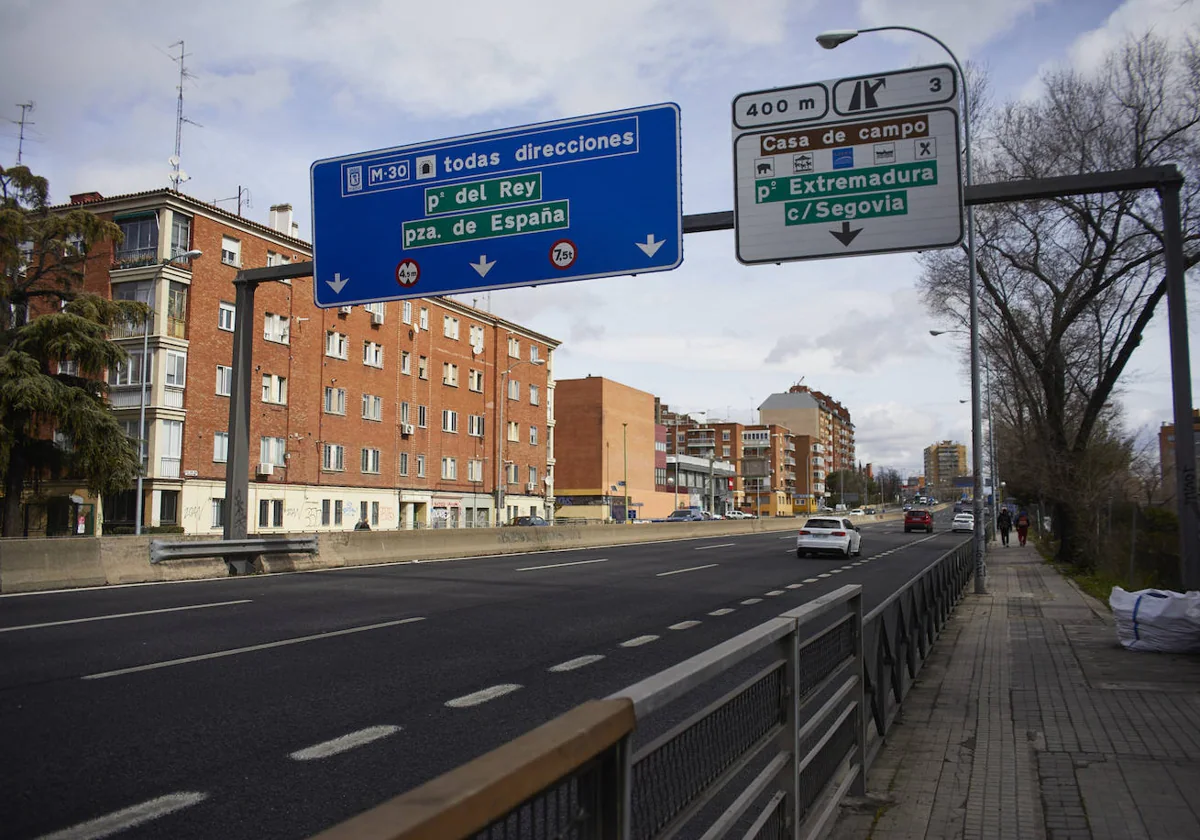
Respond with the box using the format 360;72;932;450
820;24;984;594
942;329;998;540
622;422;629;523
135;249;202;535
497;355;543;526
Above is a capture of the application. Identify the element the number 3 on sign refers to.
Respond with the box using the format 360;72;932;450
550;239;578;270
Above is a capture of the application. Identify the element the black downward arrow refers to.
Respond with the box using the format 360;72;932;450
830;221;862;247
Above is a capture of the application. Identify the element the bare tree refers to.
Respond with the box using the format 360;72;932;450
921;32;1200;564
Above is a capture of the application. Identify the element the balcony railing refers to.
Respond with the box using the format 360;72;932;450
160;457;181;479
112;246;158;269
109;319;147;340
164;388;184;409
166;317;186;339
108;388;145;409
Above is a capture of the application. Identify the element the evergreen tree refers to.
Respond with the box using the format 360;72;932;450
1;165;144;536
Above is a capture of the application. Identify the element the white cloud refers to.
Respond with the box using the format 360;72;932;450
855;0;1053;57
1067;0;1200;72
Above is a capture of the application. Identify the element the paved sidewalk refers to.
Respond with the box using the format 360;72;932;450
832;543;1200;840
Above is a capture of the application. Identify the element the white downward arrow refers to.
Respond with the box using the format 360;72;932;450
636;234;664;257
471;255;495;278
326;272;349;293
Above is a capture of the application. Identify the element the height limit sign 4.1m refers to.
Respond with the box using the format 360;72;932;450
732;64;963;264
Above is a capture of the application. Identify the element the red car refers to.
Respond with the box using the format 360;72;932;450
904;509;934;533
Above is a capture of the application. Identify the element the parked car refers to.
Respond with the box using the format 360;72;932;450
702;511;724;520
665;508;705;522
508;515;549;527
849;508;865;516
951;513;975;533
796;516;862;559
904;509;934;533
725;510;752;519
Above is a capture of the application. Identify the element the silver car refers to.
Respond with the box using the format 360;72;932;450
797;516;862;559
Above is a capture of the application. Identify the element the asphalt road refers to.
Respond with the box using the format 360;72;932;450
0;510;967;839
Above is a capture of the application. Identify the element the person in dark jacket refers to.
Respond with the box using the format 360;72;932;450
997;508;1012;546
1015;509;1031;546
354;517;371;531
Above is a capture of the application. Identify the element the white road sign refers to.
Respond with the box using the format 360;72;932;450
733;64;963;264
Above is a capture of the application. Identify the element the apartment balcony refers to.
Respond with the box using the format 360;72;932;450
813;483;826;493
112;246;159;270
687;437;716;447
108;386;185;410
784;457;796;467
159;457;181;479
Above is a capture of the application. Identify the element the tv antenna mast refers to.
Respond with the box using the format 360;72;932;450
214;186;253;217
12;101;34;165
167;40;202;191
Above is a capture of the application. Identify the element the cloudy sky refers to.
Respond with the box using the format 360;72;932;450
3;0;1197;476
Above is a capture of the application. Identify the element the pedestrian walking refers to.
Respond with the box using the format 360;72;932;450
1015;509;1031;546
997;508;1012;546
354;517;371;531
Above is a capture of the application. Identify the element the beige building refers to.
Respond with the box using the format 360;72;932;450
924;441;968;500
759;385;855;473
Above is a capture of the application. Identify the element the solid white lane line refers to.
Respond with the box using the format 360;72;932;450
803;578;819;583
708;608;735;616
786;583;805;589
1;600;252;634
669;620;701;630
445;683;522;708
657;563;718;577
694;543;736;550
82;616;425;680
741;598;763;605
765;590;785;596
516;558;608;572
621;635;659;647
549;655;605;672
289;725;401;761
36;792;208;840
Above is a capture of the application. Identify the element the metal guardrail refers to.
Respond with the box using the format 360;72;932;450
149;536;318;572
314;540;973;840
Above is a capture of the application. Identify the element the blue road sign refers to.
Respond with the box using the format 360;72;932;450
310;103;682;307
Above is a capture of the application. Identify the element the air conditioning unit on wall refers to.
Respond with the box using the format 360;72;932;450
370;311;384;325
526;482;537;492
401;423;415;435
256;462;274;476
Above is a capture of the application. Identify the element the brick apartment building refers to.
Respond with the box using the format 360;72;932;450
1159;409;1200;503
61;188;558;534
758;384;856;473
924;440;967;500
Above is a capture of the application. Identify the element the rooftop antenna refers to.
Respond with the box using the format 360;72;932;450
167;40;202;191
11;101;34;165
213;186;252;216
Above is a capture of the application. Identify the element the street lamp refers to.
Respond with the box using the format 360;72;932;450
821;25;985;594
135;248;202;535
497;355;543;526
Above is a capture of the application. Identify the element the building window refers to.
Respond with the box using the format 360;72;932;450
110;350;152;386
216;365;231;396
529;384;540;406
334;501;343;526
468;415;485;437
221;236;241;267
266;250;291;267
361;447;381;474
469;324;484;346
115;215;158;266
363;341;383;368
506;463;519;484
466;459;482;482
323;443;345;471
218;301;235;332
442;409;458;433
321;499;331;526
722;430;731;441
468;368;483;392
167;281;188;338
655;468;667;486
58;359;79;377
723;445;731;457
529;425;538;446
326;331;348;359
160;490;180;525
418;355;428;379
530;344;540;363
260;436;286;466
362;393;382;421
399;452;409;476
507;379;520;400
442;362;458;386
508;337;520;357
164;350;186;388
418;405;428;428
418;307;429;330
324;386;346;415
400;401;410;424
508;421;519;442
364;302;384;323
371;501;379;526
213;431;229;463
258;499;283;528
443;315;460;339
264;313;290;344
441;457;457;480
401;351;411;375
403;300;412;324
261;374;287;405
529;466;538;485
211;497;225;529
416;454;426;477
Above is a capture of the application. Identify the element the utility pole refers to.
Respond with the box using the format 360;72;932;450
622;422;629;524
12;101;34;165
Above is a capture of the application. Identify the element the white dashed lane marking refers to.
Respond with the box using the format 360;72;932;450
516;558;608;572
803;578;819;583
36;792;209;840
786;583;804;589
695;543;736;550
621;635;659;648
657;564;718;577
741;598;763;605
708;608;735;616
289;725;401;761
818;573;832;578
669;620;701;630
832;569;845;574
1;600;252;634
445;684;522;708
549;655;605;673
765;590;785;596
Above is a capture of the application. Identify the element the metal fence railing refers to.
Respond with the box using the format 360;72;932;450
313;540;973;840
